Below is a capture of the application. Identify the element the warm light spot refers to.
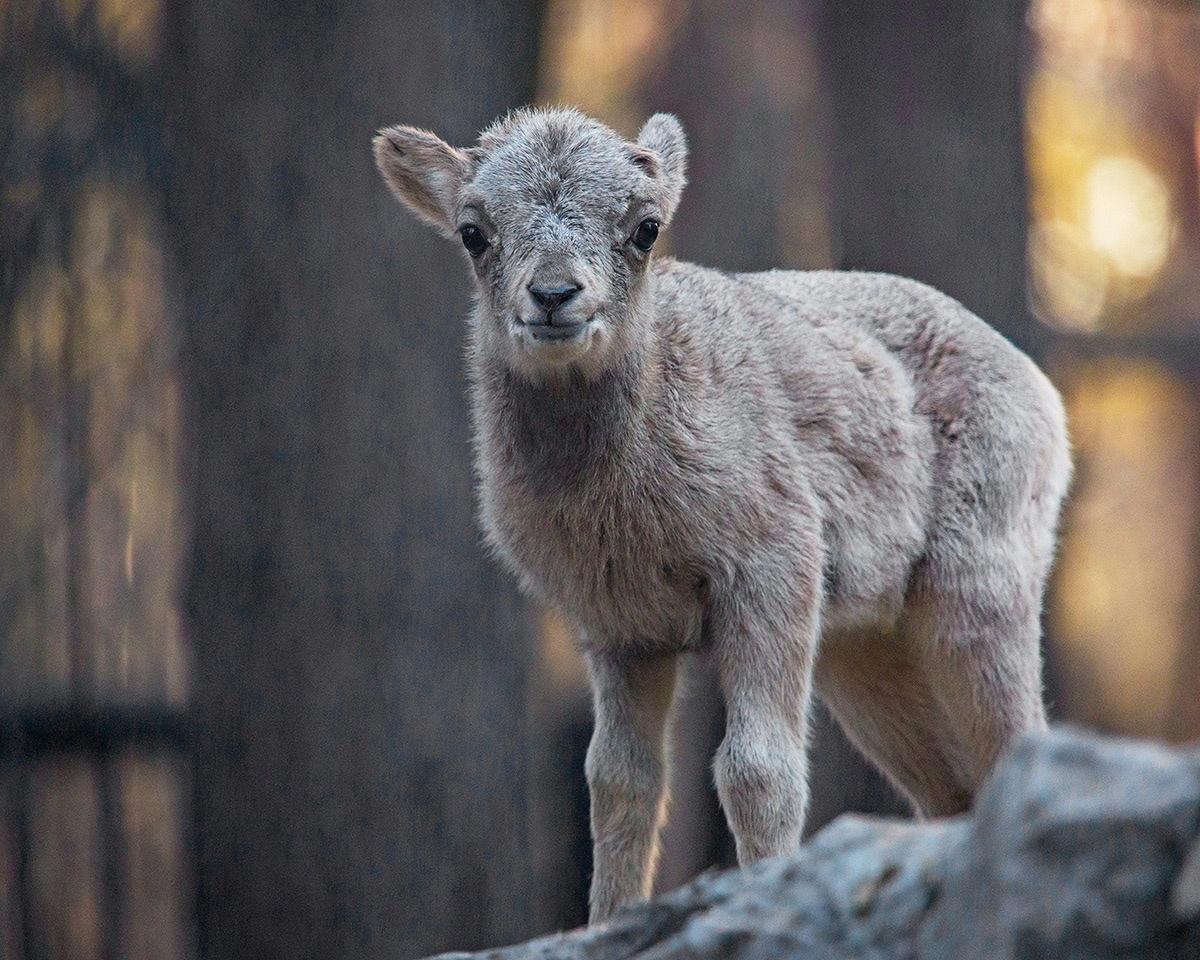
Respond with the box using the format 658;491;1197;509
1;266;74;700
118;755;189;957
1029;219;1109;330
1084;154;1172;278
97;0;159;65
1025;1;1197;333
12;265;63;373
539;0;684;132
1;178;186;706
27;762;104;957
1195;106;1200;203
1052;360;1199;738
1025;70;1120;330
125;475;137;584
539;608;587;693
72;183;185;704
1031;0;1141;65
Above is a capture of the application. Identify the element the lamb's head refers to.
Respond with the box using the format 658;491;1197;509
373;107;687;377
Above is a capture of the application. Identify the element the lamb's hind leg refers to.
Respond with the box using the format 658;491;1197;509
903;536;1049;795
816;630;972;817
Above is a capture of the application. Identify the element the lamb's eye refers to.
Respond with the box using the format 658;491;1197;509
460;224;489;257
631;218;659;252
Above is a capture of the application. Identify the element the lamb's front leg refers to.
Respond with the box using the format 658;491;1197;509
585;650;678;924
712;573;819;864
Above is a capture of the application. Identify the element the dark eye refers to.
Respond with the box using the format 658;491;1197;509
460;224;489;257
631;218;659;252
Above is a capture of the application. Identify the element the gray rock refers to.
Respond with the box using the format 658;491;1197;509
922;731;1200;959
430;728;1200;959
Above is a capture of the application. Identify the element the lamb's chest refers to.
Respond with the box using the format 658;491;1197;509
488;487;708;651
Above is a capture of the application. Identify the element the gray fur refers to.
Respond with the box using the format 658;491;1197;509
373;107;1071;924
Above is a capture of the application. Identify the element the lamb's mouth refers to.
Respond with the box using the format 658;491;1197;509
517;314;596;343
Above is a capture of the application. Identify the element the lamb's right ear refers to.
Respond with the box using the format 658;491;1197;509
373;125;473;236
635;113;688;221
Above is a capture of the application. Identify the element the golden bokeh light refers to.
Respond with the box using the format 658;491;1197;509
1026;0;1194;333
1051;359;1199;738
1085;154;1173;278
96;0;159;66
1029;218;1110;330
539;608;589;694
1032;0;1200;742
538;0;684;133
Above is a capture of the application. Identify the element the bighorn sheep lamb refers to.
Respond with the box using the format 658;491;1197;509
373;107;1071;924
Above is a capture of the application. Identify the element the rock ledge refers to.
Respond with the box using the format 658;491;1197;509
434;727;1200;959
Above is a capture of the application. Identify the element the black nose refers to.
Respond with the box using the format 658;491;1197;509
528;282;582;312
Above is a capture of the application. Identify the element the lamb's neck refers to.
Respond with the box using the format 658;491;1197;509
478;345;658;492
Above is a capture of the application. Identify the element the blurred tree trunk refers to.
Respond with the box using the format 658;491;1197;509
165;3;548;958
817;0;1033;349
813;0;1041;822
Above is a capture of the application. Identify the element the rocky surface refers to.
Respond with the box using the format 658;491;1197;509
432;727;1200;959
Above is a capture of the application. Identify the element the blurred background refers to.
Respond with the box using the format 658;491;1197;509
2;0;1199;957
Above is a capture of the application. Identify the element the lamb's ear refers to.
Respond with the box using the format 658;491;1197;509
634;113;688;221
373;125;473;236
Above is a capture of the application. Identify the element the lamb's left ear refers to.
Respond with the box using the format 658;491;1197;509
632;113;688;222
373;124;473;237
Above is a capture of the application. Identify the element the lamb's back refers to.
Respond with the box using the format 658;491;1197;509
650;262;943;632
743;268;1070;562
648;262;1069;631
653;262;1064;465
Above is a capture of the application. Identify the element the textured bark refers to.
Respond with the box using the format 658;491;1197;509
428;728;1200;960
167;3;550;958
818;0;1034;349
